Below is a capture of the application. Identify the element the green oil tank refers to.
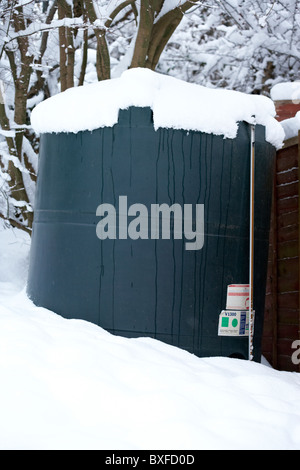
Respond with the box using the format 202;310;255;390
27;70;280;362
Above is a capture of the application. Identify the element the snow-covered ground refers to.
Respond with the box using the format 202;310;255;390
0;223;299;450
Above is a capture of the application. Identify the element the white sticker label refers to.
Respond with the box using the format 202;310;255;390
218;310;252;337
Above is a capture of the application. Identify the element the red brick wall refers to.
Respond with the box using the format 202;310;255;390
274;100;300;122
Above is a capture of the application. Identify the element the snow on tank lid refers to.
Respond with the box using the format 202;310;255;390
31;68;284;149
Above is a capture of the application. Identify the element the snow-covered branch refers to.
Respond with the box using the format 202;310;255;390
3;17;87;43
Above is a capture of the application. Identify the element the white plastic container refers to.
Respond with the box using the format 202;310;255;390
226;284;249;310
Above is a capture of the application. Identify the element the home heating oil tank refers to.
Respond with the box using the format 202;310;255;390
27;71;280;362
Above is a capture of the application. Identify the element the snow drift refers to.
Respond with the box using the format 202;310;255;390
0;225;299;450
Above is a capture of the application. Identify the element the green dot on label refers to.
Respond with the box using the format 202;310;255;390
232;319;238;328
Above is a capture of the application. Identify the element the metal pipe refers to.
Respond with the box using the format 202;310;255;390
249;123;256;360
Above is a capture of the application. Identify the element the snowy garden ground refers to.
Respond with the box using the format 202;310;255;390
0;223;300;450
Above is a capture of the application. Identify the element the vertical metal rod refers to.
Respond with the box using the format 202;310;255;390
249;123;255;361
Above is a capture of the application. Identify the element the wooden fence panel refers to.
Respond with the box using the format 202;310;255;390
262;135;300;372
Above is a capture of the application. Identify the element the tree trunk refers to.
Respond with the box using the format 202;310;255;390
130;0;155;68
145;5;191;70
130;0;194;71
0;96;33;230
78;27;88;86
2;6;35;230
84;0;110;80
58;0;75;91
